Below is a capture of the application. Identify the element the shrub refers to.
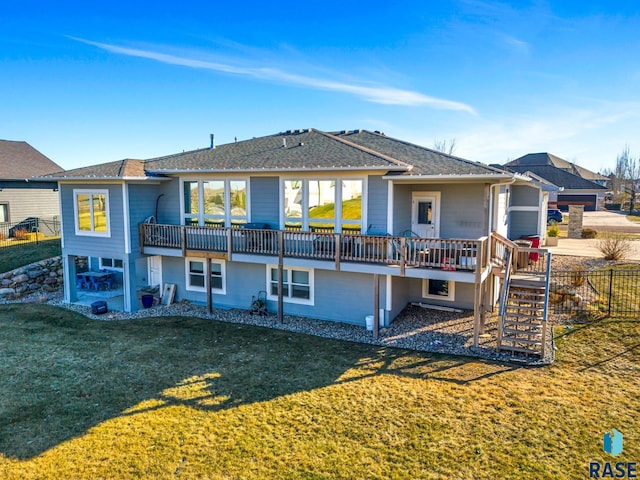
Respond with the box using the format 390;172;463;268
547;226;559;237
581;228;597;239
13;229;29;240
0;232;6;241
570;265;587;287
597;232;632;261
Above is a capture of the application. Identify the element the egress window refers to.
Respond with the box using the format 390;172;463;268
267;265;314;305
185;258;226;294
422;279;455;301
74;189;110;236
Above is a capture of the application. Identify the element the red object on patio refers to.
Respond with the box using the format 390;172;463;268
520;235;541;262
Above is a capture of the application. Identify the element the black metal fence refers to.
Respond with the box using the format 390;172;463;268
0;217;61;248
550;267;640;316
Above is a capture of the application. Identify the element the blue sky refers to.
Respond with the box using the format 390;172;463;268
1;1;639;173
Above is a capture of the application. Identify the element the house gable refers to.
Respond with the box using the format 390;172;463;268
0;140;62;180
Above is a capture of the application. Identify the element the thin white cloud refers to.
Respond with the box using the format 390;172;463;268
498;33;530;55
69;37;476;114
453;103;640;170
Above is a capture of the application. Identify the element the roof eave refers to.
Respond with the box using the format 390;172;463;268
146;166;411;175
42;176;170;182
382;173;515;182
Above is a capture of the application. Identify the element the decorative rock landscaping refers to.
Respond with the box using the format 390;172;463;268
0;256;63;300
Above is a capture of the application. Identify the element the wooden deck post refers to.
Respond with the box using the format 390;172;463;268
181;227;187;257
334;234;341;271
226;228;233;261
277;230;284;324
399;237;406;277
139;224;145;254
473;282;482;347
373;273;380;340
205;257;212;314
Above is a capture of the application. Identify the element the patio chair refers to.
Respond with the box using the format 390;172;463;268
99;270;115;290
76;275;88;290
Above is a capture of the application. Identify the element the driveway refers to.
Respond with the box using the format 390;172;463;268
546;238;640;260
558;211;640;233
549;211;640;258
581;211;640;232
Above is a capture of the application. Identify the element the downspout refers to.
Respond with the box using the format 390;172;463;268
155;194;165;223
488;178;517;238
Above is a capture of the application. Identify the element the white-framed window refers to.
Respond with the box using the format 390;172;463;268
181;179;248;227
185;257;226;294
73;189;110;237
99;258;124;270
0;203;9;223
266;265;314;305
422;279;455;301
282;178;365;233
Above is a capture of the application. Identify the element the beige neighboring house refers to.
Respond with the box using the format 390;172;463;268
0;140;63;229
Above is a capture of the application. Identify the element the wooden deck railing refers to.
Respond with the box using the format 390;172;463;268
140;223;489;273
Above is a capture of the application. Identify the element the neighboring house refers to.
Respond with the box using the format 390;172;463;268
39;128;546;342
505;153;607;211
0;140;62;228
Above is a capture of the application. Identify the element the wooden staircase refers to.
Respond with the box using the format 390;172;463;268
498;277;548;357
490;232;551;358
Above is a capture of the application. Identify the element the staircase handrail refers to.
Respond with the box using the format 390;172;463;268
491;231;518;249
542;250;552;323
498;248;513;317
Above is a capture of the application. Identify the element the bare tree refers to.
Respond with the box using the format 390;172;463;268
614;146;640;213
432;138;457;155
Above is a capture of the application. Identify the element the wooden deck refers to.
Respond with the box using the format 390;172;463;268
139;223;490;275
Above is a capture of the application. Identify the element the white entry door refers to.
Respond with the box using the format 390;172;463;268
148;256;162;289
411;192;440;238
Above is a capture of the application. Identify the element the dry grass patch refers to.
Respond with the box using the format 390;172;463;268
0;304;638;479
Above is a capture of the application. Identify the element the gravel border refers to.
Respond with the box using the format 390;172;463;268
4;254;637;367
1;289;549;366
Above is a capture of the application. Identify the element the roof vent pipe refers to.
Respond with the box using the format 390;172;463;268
282;138;287;148
210;133;215;149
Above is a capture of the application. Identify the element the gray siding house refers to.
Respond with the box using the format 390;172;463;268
505;153;607;211
0;140;62;227
40;129;545;339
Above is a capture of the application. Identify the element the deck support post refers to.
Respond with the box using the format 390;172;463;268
399;237;406;277
373;273;380;340
334;234;341;271
139;224;145;254
181;228;187;257
277;231;284;324
473;282;482;347
205;257;212;314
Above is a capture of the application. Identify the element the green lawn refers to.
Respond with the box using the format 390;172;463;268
0;239;61;273
0;304;638;479
309;197;362;220
590;264;640;314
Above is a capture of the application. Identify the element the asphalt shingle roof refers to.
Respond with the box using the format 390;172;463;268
332;130;507;177
35;128;515;181
39;159;147;180
506;152;608;181
506;165;607;190
145;129;411;173
0;140;62;179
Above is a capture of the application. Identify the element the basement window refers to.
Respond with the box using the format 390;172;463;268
422;279;455;301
